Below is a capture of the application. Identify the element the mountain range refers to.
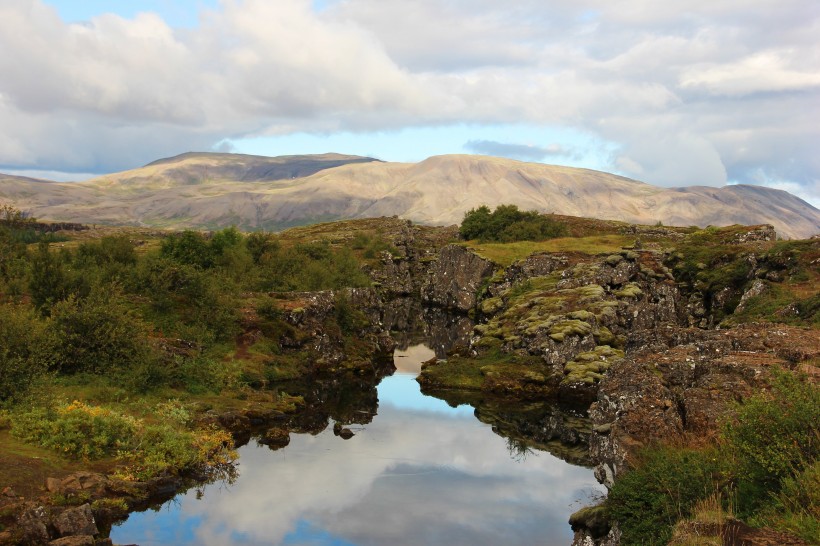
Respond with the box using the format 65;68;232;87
1;152;818;239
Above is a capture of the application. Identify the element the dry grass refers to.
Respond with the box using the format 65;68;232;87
669;494;734;546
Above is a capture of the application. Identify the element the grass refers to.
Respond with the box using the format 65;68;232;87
0;429;117;499
463;235;634;266
417;348;554;395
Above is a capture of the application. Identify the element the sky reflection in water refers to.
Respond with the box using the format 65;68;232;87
112;346;603;546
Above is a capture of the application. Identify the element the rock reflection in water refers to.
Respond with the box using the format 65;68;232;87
385;299;474;359
112;339;603;546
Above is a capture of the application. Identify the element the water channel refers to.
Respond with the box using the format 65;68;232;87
111;333;604;545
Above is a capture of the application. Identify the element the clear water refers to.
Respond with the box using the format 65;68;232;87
111;345;603;546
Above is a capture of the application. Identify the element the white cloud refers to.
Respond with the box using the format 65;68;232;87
0;0;818;200
680;51;820;96
113;400;602;546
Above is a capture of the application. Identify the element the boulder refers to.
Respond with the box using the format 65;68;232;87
53;504;98;537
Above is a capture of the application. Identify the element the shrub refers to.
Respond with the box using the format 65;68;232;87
723;370;819;515
750;460;820;543
11;400;236;479
11;400;138;460
606;445;726;545
459;204;566;242
0;303;48;402
48;289;154;375
29;241;72;313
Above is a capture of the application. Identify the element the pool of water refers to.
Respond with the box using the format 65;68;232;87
111;345;603;546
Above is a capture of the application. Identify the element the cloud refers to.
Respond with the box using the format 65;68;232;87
113;396;602;546
0;0;817;200
465;140;580;162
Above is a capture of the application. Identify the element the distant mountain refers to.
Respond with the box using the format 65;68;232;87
2;153;818;239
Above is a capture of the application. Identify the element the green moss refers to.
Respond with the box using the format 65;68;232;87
549;319;593;341
568;310;595;321
614;282;642;298
575;284;606;301
594;326;617;346
480;296;504;315
561;345;624;385
605;254;624;266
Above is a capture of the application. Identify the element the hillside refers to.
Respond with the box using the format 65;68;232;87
1;153;818;238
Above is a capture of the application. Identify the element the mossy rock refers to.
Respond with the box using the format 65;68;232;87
576;284;605;301
621;250;639;260
475;336;503;349
605;254;624;266
593;326;616;346
568;310;595;321
562;345;624;384
614;282;642;298
549;319;593;341
480;296;504;315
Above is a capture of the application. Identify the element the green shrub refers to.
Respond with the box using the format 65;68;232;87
606;445;726;545
459;204;567;242
334;291;368;335
11;400;138;460
10;400;236;479
750;460;820;543
48;289;154;375
723;370;819;515
0;303;49;402
29;241;72;313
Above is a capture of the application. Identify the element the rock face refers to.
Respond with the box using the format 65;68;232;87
278;287;396;371
579;324;820;543
421;244;495;311
408;225;819;546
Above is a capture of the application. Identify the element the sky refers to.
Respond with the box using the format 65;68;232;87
0;0;818;206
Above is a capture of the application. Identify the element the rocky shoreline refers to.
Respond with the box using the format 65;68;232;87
1;218;817;545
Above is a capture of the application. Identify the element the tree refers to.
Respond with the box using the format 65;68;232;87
459;204;566;242
29;241;70;313
48;288;153;375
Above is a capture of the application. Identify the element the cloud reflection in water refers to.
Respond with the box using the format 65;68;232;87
113;354;602;546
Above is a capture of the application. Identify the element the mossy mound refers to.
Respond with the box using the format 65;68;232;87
562;345;624;386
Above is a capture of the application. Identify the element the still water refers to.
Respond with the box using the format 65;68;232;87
111;345;603;546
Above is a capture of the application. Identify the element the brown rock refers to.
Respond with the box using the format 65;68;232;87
16;504;50;544
53;504;98;537
422;245;495;312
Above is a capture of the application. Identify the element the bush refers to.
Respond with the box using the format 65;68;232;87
723;370;819;515
0;303;49;402
11;400;236;479
750;460;820;543
29;241;72;313
48;289;154;375
459;204;566;242
606;445;726;545
11;400;138;460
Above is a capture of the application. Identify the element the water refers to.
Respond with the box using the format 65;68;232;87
111;344;604;546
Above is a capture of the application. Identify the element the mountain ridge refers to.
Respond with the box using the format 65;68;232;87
1;153;818;239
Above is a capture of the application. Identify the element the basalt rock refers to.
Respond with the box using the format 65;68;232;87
587;324;820;488
421;245;495;312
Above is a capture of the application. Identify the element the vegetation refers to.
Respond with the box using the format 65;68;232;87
460;204;567;242
606;370;820;545
1;203;818;541
666;228;820;326
0;203;400;501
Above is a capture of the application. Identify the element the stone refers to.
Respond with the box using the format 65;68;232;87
53;504;98;537
16;504;50;544
259;427;290;449
422;245;495;312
